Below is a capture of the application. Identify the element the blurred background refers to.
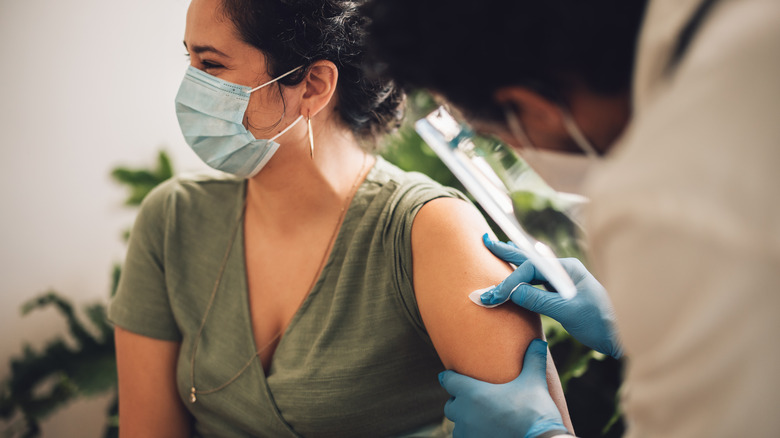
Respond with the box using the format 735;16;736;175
0;1;622;437
0;1;204;435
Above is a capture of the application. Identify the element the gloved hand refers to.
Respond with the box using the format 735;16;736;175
440;339;570;438
481;234;623;359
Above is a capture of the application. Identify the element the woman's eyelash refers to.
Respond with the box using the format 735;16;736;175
202;60;223;69
183;53;222;69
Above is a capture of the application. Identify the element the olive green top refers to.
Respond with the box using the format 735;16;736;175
109;157;465;438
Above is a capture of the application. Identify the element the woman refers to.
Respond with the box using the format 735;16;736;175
109;0;572;436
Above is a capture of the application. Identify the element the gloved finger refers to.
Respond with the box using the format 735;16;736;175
445;398;471;438
438;370;482;398
452;424;466;438
510;283;567;320
520;339;551;388
483;234;529;265
443;396;458;422
481;260;547;305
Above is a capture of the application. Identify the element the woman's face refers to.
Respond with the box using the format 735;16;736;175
183;0;304;137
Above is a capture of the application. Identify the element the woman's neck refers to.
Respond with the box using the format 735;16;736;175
244;126;372;231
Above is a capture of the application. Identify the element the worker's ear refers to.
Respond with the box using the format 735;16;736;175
299;60;338;119
493;86;565;134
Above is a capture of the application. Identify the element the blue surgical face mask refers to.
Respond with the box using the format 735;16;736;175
175;65;303;178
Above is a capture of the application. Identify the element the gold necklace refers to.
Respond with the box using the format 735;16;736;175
189;153;369;403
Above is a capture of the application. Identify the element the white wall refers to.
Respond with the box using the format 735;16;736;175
0;1;208;435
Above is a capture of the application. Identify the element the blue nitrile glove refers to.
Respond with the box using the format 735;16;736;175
440;339;570;438
482;234;623;359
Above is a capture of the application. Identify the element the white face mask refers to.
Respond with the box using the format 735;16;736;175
505;107;600;196
175;65;304;179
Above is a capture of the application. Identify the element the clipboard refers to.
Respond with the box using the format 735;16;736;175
415;106;577;299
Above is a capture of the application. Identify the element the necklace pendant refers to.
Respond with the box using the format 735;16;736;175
190;387;197;404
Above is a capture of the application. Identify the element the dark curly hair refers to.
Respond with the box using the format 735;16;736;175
219;0;404;146
363;0;647;123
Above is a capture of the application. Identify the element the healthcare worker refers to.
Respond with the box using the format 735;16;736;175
364;0;780;436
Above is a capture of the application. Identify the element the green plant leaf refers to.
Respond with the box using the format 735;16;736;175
111;150;174;207
20;292;98;349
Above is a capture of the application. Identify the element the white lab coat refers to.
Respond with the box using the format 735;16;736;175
584;0;780;436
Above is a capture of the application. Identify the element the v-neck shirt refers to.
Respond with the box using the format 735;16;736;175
109;157;465;437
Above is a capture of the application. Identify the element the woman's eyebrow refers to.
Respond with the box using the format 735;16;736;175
183;41;232;58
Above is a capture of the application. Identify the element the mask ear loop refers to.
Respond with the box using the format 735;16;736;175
249;65;303;93
245;65;304;141
560;109;599;157
503;106;546;168
269;115;304;142
503;106;536;150
307;114;314;159
505;105;599;158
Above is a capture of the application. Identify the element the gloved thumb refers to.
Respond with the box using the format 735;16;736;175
510;283;566;319
482;260;539;306
520;339;550;387
438;370;480;398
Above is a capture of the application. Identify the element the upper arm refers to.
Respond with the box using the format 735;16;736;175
412;197;572;431
115;326;191;438
411;197;543;383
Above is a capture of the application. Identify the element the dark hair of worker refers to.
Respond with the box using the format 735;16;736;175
363;0;648;123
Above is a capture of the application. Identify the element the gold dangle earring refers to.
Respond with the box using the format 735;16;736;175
307;114;314;158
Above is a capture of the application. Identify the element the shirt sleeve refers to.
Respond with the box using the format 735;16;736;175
108;179;182;341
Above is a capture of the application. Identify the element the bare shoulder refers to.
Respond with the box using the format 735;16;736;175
411;197;543;383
